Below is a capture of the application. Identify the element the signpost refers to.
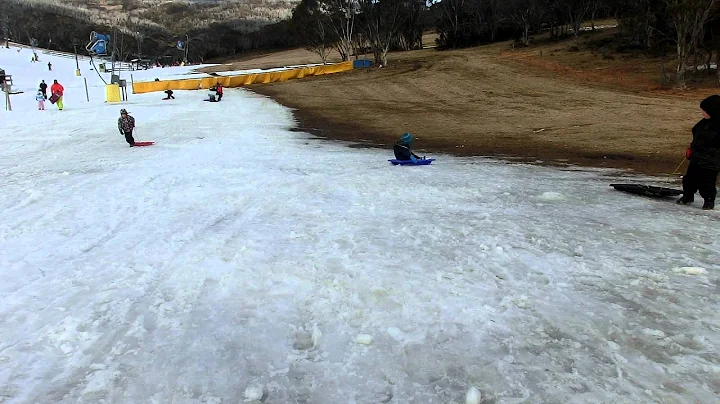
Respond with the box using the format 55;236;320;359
4;74;13;111
73;39;81;76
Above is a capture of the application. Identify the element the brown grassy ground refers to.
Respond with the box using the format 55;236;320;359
201;48;345;71
211;27;717;176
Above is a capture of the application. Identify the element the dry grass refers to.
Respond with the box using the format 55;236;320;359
226;30;713;175
200;48;345;71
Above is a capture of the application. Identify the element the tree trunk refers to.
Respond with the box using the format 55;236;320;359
380;47;389;67
706;51;712;75
523;23;530;45
336;43;348;61
660;51;670;86
677;41;688;88
668;0;717;88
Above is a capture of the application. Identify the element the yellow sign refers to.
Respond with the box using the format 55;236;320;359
106;84;121;102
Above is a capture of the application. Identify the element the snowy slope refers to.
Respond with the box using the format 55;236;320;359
1;46;720;404
1;44;218;107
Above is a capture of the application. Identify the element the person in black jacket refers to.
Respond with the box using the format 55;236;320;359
393;132;423;162
677;95;720;210
39;80;47;99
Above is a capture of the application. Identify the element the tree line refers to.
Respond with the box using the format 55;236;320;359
288;0;720;88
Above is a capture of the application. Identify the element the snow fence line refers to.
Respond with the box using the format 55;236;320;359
131;61;355;94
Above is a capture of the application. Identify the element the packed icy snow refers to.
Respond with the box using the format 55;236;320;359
1;45;719;404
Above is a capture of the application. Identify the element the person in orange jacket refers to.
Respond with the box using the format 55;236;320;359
50;79;64;110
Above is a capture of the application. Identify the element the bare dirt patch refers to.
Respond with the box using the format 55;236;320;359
223;31;709;176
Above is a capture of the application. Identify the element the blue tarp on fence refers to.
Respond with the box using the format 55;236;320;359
353;59;373;68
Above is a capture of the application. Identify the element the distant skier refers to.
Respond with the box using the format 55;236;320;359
50;79;64;110
47;61;52;71
393;132;423;162
118;109;136;147
36;90;45;110
677;95;720;210
163;89;175;100
39;80;47;99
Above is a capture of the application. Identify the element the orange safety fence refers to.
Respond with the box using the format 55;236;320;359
132;61;355;94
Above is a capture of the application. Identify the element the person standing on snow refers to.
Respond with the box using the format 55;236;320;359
48;61;52;71
39;80;47;99
677;95;720;210
393;132;423;162
118;109;136;147
36;90;46;110
50;79;64;110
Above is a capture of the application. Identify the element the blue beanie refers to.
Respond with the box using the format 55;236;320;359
401;132;412;144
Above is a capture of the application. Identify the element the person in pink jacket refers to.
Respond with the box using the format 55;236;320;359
35;90;45;110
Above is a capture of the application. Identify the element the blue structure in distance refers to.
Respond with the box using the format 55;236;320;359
86;31;110;56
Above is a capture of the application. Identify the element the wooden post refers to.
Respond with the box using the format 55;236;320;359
4;74;12;111
84;78;89;102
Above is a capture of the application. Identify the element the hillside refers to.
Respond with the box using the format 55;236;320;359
0;0;299;62
4;0;297;33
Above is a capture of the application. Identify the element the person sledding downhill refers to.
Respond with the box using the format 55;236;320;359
209;83;223;101
393;132;424;162
215;83;223;101
677;95;720;210
118;109;136;147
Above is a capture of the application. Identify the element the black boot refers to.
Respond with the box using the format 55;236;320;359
703;200;715;210
677;196;694;205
